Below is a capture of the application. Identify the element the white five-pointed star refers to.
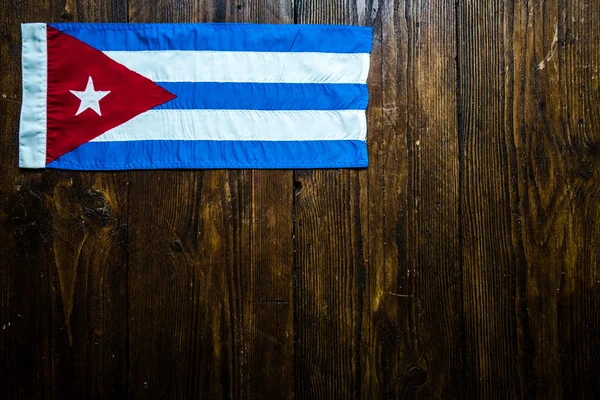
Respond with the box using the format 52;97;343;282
70;76;111;116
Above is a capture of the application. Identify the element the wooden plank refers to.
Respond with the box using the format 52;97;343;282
458;0;600;396
511;0;600;397
125;169;236;398
353;0;463;397
235;6;295;398
293;2;367;398
236;171;295;398
457;1;528;396
295;1;462;397
0;5;49;399
0;1;129;399
388;0;463;397
293;168;364;398
126;1;295;398
48;173;130;399
356;2;393;397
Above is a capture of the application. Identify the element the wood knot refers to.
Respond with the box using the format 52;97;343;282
171;239;183;253
406;366;427;387
81;189;110;226
577;161;594;179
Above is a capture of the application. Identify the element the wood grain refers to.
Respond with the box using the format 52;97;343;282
1;0;599;398
458;0;600;397
1;0;129;398
126;0;295;398
393;0;463;396
293;3;368;398
512;0;600;396
457;0;525;393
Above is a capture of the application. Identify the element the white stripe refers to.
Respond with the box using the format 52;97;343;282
103;51;370;84
92;110;366;142
19;23;47;168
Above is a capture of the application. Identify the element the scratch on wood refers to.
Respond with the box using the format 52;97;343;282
389;292;412;298
537;23;559;70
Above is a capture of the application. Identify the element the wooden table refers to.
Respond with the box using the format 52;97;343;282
1;0;599;398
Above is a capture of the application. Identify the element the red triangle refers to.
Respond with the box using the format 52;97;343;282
46;26;176;164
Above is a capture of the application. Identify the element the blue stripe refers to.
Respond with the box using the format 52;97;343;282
154;83;368;110
49;23;373;53
46;140;368;170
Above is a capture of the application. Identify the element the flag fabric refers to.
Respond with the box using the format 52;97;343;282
19;23;372;170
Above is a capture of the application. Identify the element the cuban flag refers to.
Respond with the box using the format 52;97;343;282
19;23;372;170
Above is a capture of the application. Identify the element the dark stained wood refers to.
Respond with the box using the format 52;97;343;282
1;0;129;399
513;1;600;396
458;0;600;397
231;6;295;398
48;173;129;399
125;0;295;398
457;1;524;394
295;1;462;398
293;3;368;398
125;170;235;398
1;0;599;398
374;0;464;397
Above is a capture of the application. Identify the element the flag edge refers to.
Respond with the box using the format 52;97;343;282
19;23;47;169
